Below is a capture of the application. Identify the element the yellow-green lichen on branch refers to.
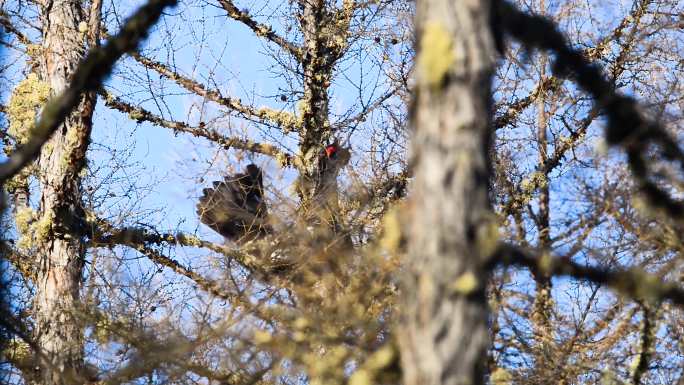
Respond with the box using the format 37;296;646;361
275;151;291;168
348;344;396;385
3;337;32;366
475;214;500;259
4;167;34;192
34;211;55;244
255;25;272;37
256;107;299;132
15;207;36;250
450;271;479;295
7;73;51;144
304;345;350;385
417;21;455;89
491;367;513;385
520;171;548;193
380;207;403;252
253;329;272;344
59;123;89;171
18;210;56;250
128;109;146;122
175;232;203;247
14;207;34;235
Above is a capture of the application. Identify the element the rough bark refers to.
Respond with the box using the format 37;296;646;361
532;34;556;383
31;1;96;383
398;0;496;384
296;0;350;231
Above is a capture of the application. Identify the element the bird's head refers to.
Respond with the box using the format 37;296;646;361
245;164;261;178
324;144;338;159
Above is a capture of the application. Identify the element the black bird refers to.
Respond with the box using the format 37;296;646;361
197;164;269;241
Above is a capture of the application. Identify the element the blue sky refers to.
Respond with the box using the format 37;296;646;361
86;0;405;243
4;0;684;380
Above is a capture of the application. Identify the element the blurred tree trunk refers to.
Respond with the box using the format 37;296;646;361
531;10;556;376
31;0;98;383
398;0;496;384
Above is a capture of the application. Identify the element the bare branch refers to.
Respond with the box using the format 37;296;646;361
333;85;401;130
99;91;298;167
130;52;301;133
0;0;179;182
496;0;684;219
494;77;560;130
76;306;251;385
498;106;599;219
88;221;302;336
494;0;653;130
631;304;656;385
0;10;32;46
216;0;302;59
98;232;239;302
90;221;260;281
494;244;684;307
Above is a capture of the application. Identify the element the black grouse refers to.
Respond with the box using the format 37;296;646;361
197;164;269;241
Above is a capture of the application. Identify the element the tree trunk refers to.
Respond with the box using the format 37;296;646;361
296;0;347;231
398;0;496;384
532;45;557;383
31;1;97;383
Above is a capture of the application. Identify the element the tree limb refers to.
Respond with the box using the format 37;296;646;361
0;0;179;182
91;223;257;284
493;244;684;307
0;10;32;46
494;0;653;130
99;90;298;167
496;0;684;219
216;0;302;59
130;52;301;133
333;85;402;131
